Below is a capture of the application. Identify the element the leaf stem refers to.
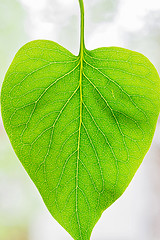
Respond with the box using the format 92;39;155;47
78;0;85;56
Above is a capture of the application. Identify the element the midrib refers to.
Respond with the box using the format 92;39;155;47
75;0;85;237
75;39;84;237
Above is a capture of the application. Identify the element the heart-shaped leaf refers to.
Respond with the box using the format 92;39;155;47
1;0;160;240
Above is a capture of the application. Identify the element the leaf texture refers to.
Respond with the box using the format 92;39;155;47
1;40;160;240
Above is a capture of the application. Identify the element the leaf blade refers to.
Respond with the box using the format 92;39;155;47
1;41;160;240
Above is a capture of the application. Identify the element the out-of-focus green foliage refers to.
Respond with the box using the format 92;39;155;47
0;1;29;240
0;0;27;85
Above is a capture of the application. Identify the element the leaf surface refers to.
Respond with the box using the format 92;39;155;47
1;40;160;240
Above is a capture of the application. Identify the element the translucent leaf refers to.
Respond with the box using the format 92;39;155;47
1;39;160;239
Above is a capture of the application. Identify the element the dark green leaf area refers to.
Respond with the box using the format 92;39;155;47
1;40;160;240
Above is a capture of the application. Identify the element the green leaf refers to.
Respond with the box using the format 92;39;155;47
1;0;160;239
1;39;160;240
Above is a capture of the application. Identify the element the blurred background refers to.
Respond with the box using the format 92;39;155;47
0;0;160;239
